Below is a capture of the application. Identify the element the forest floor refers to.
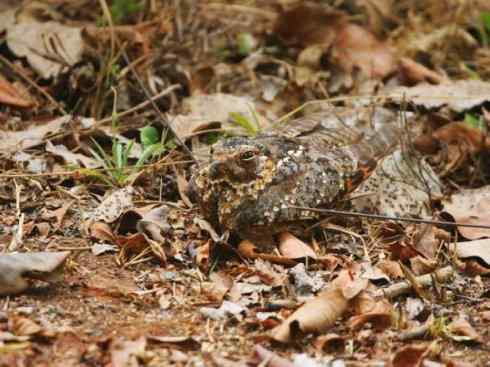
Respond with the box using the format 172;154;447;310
0;1;490;366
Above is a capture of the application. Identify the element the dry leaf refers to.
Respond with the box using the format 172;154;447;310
278;232;317;259
352;149;442;218
7;13;83;78
46;141;100;169
169;93;268;143
91;243;117;256
43;200;74;231
0;115;71;153
398;57;446;85
148;335;201;351
89;187;135;223
462;259;490;276
88;222;116;243
431;121;490;153
348;296;393;331
390;80;490;112
174;167;193;208
0;251;70;295
200;301;246;321
9;316;42;336
313;333;346;353
289;263;325;296
391;344;429;367
447;317;482;343
409;224;440;260
270;286;348;343
202;271;233;302
443;186;490;239
0;74;33;107
274;4;347;47
0;5;17;33
195;241;210;271
376;260;404;279
409;256;438;276
405;297;426;320
252;345;294;367
85;272;140;298
253;259;288;287
333;23;396;78
238;240;298;267
452;239;490;267
110;337;146;367
270;268;359;343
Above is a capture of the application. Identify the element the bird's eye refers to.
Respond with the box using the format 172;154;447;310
240;150;256;161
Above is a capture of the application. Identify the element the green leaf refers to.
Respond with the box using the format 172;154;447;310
482;12;490;31
90;138;113;169
110;0;143;24
229;112;259;136
480;12;490;46
114;140;124;169
134;143;161;169
122;140;134;167
236;33;257;56
140;125;160;147
464;113;484;130
165;140;177;150
206;132;221;145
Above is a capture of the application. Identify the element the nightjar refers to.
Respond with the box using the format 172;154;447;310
189;107;403;246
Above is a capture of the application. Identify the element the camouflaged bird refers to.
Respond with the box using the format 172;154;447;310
190;107;402;247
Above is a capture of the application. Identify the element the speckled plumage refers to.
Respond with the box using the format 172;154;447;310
190;108;402;247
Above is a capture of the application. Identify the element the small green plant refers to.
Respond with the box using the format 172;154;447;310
214;33;258;60
236;33;257;56
110;0;143;24
229;111;260;136
476;12;490;47
89;125;169;186
464;113;484;130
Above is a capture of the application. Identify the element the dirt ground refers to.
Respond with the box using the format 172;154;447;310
1;1;490;366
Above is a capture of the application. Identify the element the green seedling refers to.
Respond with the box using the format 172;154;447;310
229;111;260;136
464;113;484;130
110;0;144;24
89;132;162;186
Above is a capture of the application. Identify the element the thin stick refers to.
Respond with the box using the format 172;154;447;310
120;50;198;164
97;84;181;124
290;206;490;230
379;266;454;299
0;160;195;178
0;55;67;114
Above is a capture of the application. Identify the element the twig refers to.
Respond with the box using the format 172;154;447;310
97;84;181;124
0;160;195;178
290;206;490;230
398;322;431;341
56;246;92;251
120;49;198;164
273;94;490;126
98;0;115;64
379;266;454;299
0;55;67;114
202;3;278;21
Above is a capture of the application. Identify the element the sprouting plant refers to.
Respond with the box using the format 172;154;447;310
88;125;170;186
236;33;257;56
229;111;260;136
479;12;490;46
213;33;257;60
110;0;144;24
464;113;484;130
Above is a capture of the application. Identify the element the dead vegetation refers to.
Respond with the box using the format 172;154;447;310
0;1;490;366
